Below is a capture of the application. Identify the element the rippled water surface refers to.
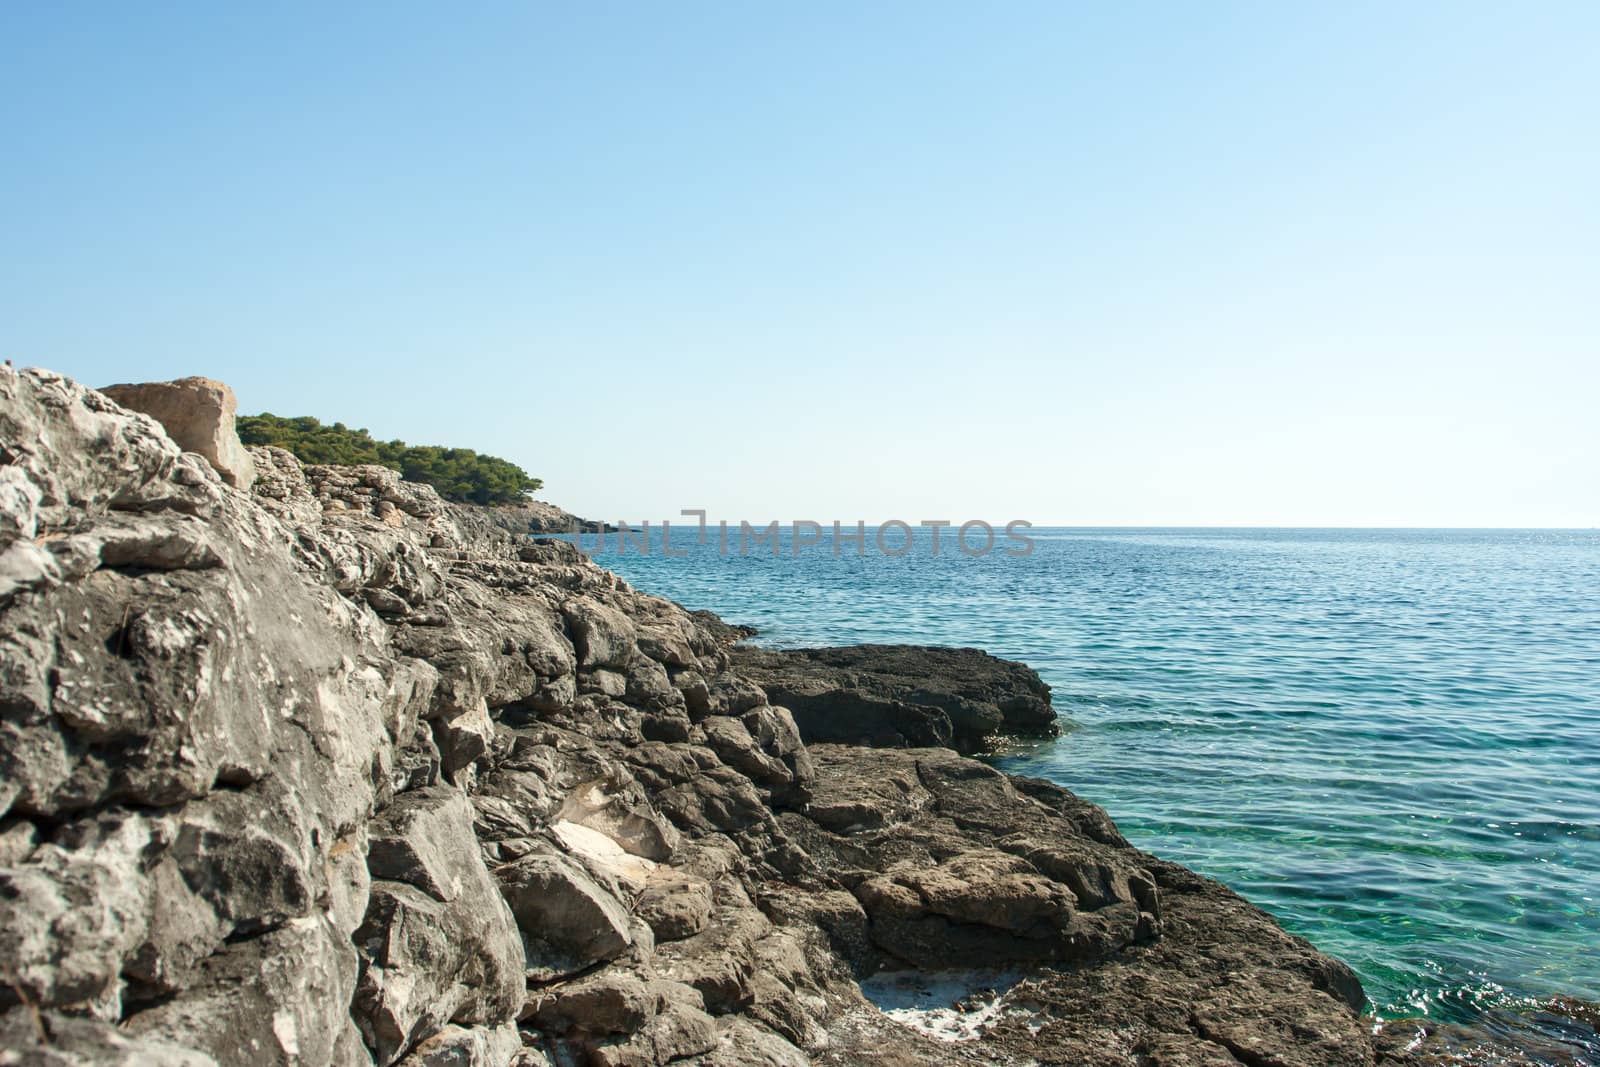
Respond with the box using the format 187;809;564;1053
598;527;1600;1028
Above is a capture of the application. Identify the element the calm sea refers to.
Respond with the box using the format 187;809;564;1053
594;526;1599;1033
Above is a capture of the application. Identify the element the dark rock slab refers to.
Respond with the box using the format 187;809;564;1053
732;644;1059;752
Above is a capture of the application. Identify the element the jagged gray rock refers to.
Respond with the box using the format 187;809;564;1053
122;915;362;1067
395;1023;527;1067
0;368;398;1063
355;788;524;1065
499;842;639;982
635;869;714;942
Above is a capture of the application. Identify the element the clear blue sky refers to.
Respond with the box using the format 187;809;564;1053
4;2;1596;526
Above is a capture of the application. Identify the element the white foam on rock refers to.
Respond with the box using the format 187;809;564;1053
859;969;1025;1043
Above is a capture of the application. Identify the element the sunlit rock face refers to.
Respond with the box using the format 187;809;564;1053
100;376;257;489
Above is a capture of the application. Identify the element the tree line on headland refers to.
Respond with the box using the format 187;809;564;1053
237;413;542;506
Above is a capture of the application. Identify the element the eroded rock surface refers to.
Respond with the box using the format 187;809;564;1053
0;365;1492;1066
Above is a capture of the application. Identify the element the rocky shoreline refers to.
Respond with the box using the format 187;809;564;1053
479;500;613;538
0;367;1578;1065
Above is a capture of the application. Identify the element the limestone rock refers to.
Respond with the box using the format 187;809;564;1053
554;774;680;862
635;870;714;942
0;1007;220;1066
563;597;638;670
474;498;607;536
394;1023;522;1067
854;848;1127;968
0;367;396;1054
122;915;360;1067
0;814;152;1018
704;1018;809;1067
354;788;525;1065
526;969;717;1067
101;376;256;489
497;843;636;981
800;751;931;833
702;716;791;789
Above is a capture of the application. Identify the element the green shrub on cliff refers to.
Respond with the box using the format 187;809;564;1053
237;413;542;505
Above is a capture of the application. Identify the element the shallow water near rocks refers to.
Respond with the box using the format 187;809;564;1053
599;526;1600;1044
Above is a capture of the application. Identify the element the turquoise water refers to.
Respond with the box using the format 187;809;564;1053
594;527;1600;1029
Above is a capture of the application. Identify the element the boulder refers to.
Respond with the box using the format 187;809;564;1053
798;749;931;833
526;969;717;1067
354;788;525;1065
854;849;1109;968
635;870;714;942
702;716;792;790
496;843;636;981
100;376;256;489
562;597;638;670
